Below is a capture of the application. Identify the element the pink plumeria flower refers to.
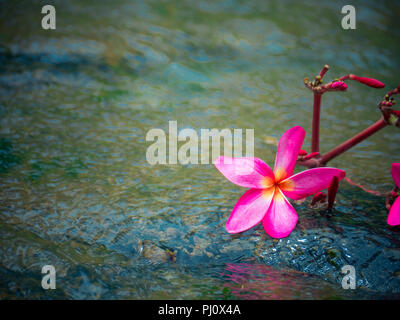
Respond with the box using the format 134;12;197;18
387;163;400;226
214;126;345;238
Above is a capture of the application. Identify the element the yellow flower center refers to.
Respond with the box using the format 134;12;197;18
274;167;287;183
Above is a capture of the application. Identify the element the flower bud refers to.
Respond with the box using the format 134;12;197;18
328;176;339;210
311;192;327;205
303;152;320;160
298;149;308;156
326;81;348;91
349;74;385;88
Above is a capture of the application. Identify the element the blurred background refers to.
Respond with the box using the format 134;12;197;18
0;0;400;299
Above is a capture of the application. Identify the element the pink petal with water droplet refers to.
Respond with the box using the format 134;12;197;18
387;196;400;226
280;168;346;200
214;156;275;189
262;189;298;238
274;126;306;181
226;188;275;233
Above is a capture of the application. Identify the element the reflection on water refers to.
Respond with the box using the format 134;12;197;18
0;0;400;299
223;263;349;299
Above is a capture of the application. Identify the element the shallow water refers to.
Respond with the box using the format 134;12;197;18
0;0;400;299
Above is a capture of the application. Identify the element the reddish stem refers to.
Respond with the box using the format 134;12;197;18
319;118;387;165
328;176;339;210
338;75;350;81
386;187;399;210
344;177;385;196
311;93;322;153
386;196;392;210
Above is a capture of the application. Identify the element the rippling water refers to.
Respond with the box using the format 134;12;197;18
1;0;400;299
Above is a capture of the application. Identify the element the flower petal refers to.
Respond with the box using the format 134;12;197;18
274;126;306;181
279;168;346;200
262;189;298;238
387;196;400;226
226;188;274;233
214;156;275;189
391;163;400;188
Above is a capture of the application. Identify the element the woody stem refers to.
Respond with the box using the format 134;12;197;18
319;118;387;165
311;93;322;153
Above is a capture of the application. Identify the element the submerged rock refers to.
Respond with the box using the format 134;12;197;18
137;240;176;264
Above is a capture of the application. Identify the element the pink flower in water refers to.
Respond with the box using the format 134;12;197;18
214;126;345;238
387;163;400;226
